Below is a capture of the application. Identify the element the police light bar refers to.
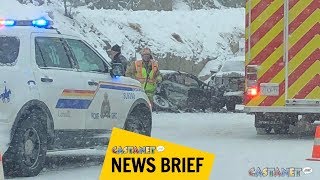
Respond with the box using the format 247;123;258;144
0;18;53;28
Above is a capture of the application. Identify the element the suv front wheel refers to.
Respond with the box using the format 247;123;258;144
4;109;47;177
124;105;152;136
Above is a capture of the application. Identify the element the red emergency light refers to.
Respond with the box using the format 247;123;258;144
247;87;258;96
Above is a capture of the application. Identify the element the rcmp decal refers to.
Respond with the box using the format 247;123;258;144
91;112;118;120
99;92;118;119
0;84;11;103
91;112;100;119
111;112;118;119
55;90;95;109
58;110;71;118
55;82;142;109
100;92;111;119
123;92;136;100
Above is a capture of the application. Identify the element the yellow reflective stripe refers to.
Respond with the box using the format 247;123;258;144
288;61;320;98
246;0;314;65
305;87;320;100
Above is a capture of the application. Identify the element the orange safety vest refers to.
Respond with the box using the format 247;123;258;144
135;60;159;84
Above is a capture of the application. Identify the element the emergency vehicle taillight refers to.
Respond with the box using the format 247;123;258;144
247;87;258;96
246;65;258;97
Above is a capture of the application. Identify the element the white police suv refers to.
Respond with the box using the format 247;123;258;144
0;18;152;177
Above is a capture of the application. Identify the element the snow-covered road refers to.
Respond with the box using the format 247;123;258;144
11;112;320;180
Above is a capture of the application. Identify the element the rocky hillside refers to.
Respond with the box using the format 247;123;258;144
17;0;245;10
4;0;245;78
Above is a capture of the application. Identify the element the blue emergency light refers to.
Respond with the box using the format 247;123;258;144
0;18;52;28
0;19;16;26
32;18;50;28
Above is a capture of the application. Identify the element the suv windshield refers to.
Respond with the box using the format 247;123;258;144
0;36;20;64
221;61;245;72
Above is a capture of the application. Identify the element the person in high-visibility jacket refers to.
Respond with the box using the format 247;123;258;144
126;47;162;102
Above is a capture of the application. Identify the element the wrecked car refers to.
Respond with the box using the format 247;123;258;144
153;70;225;112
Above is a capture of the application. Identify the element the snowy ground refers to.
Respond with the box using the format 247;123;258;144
9;109;320;180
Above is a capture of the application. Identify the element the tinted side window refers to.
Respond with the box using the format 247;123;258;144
0;36;20;64
65;39;107;73
35;37;72;69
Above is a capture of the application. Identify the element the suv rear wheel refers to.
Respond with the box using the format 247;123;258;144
4;109;47;177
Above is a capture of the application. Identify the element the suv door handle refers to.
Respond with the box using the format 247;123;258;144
41;77;53;83
88;80;98;86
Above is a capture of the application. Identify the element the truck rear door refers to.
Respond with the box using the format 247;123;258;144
244;0;287;107
285;0;320;106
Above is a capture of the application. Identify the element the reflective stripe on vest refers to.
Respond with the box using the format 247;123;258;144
135;60;158;84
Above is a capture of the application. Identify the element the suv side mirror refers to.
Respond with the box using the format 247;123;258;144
111;63;124;77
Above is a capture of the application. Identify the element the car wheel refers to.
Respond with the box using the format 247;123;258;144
153;95;170;110
124;105;152;136
226;101;236;111
4;109;47;177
